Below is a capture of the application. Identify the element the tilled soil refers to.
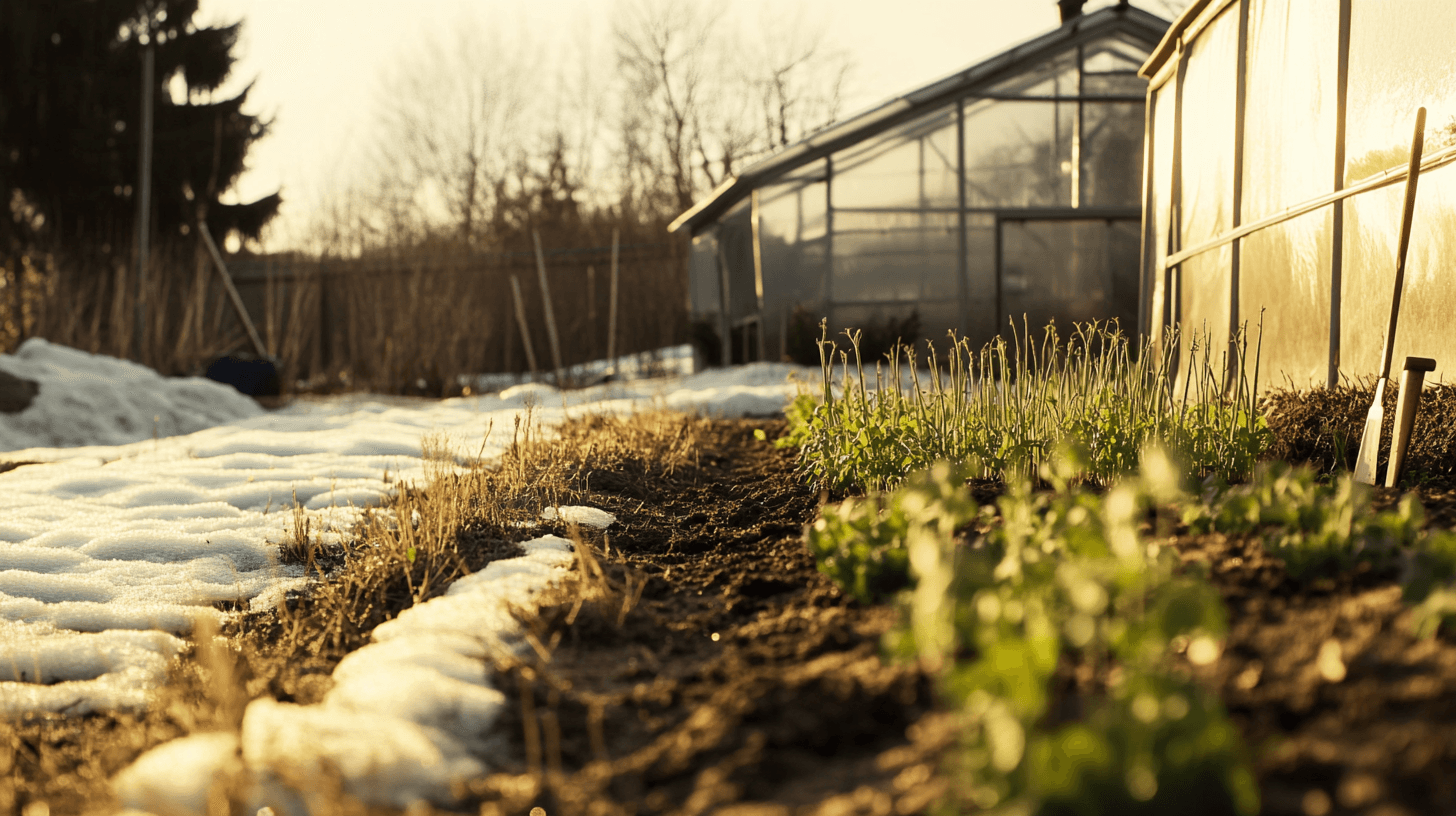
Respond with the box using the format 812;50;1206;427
1172;482;1456;816
460;413;1456;816
466;417;949;816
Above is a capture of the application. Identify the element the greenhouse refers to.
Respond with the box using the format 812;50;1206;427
670;1;1170;365
1140;0;1456;388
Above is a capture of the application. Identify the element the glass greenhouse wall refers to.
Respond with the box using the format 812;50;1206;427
1141;0;1456;388
673;6;1169;365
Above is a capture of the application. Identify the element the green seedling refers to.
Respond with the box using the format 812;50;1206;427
786;319;1270;493
812;449;1258;815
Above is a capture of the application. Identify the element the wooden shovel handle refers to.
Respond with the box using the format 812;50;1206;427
1378;107;1427;381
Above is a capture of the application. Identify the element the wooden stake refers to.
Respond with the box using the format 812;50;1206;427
608;228;620;374
199;219;268;359
510;275;538;374
587;264;597;352
533;230;564;382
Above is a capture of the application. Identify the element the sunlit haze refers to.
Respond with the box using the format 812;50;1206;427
195;0;1182;250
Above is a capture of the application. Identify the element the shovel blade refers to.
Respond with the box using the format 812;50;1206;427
1352;384;1386;484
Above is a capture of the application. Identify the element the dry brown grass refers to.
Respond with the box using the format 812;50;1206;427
2;235;687;396
0;408;711;814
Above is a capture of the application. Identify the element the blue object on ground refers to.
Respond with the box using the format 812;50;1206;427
205;355;280;397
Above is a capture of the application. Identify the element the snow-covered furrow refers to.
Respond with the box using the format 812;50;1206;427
113;531;584;814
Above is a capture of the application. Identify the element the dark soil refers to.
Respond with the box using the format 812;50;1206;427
1174;505;1456;816
467;417;949;816
461;397;1456;816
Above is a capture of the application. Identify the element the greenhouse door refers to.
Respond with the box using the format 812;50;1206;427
996;217;1140;338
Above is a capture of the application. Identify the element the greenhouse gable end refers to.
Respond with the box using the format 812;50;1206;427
672;3;1170;366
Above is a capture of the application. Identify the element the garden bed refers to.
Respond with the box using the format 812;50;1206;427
471;406;1456;815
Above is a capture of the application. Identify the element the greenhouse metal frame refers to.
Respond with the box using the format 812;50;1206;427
672;4;1170;365
1141;0;1456;388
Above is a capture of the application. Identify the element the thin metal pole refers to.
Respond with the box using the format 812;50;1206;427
750;188;765;361
716;240;732;367
134;39;155;361
608;228;620;373
509;275;539;374
1229;0;1249;356
532;230;564;382
1329;0;1353;387
824;155;835;332
956;99;969;338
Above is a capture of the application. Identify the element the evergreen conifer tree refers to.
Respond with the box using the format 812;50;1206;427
0;0;279;264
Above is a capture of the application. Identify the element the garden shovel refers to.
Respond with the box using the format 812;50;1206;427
1354;107;1426;484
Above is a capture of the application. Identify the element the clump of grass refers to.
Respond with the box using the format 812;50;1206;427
786;320;1270;492
804;450;1258;815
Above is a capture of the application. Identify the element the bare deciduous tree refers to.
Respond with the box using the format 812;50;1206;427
613;0;852;216
372;17;541;247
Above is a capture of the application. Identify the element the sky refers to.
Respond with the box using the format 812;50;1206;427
0;339;819;809
192;0;1186;250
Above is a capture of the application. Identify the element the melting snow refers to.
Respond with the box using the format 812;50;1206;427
0;341;813;812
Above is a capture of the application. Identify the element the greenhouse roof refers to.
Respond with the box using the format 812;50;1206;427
1139;0;1226;79
668;3;1169;235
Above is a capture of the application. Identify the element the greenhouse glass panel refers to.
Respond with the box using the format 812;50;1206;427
1343;163;1456;382
833;303;929;349
916;301;962;350
1242;0;1338;222
832;108;958;210
717;201;758;321
1000;219;1138;335
1178;5;1238;248
1082;72;1146;96
1239;206;1331;388
689;232;720;314
758;169;830;360
1082;34;1153;74
987;49;1078;97
966;214;997;341
1081;101;1144;207
1345;0;1456;186
831;211;958;303
963;100;1073;207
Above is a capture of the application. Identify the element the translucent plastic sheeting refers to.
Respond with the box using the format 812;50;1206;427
966;214;998;343
717;202;758;322
689;233;721;315
963;99;1073;208
830;211;957;303
758;171;830;360
989;48;1079;97
1242;0;1338;222
1239;205;1332;389
1081;101;1144;207
1345;0;1456;187
1000;219;1140;338
1178;4;1239;248
1341;163;1456;384
1177;244;1234;362
1147;84;1177;333
831;108;958;210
